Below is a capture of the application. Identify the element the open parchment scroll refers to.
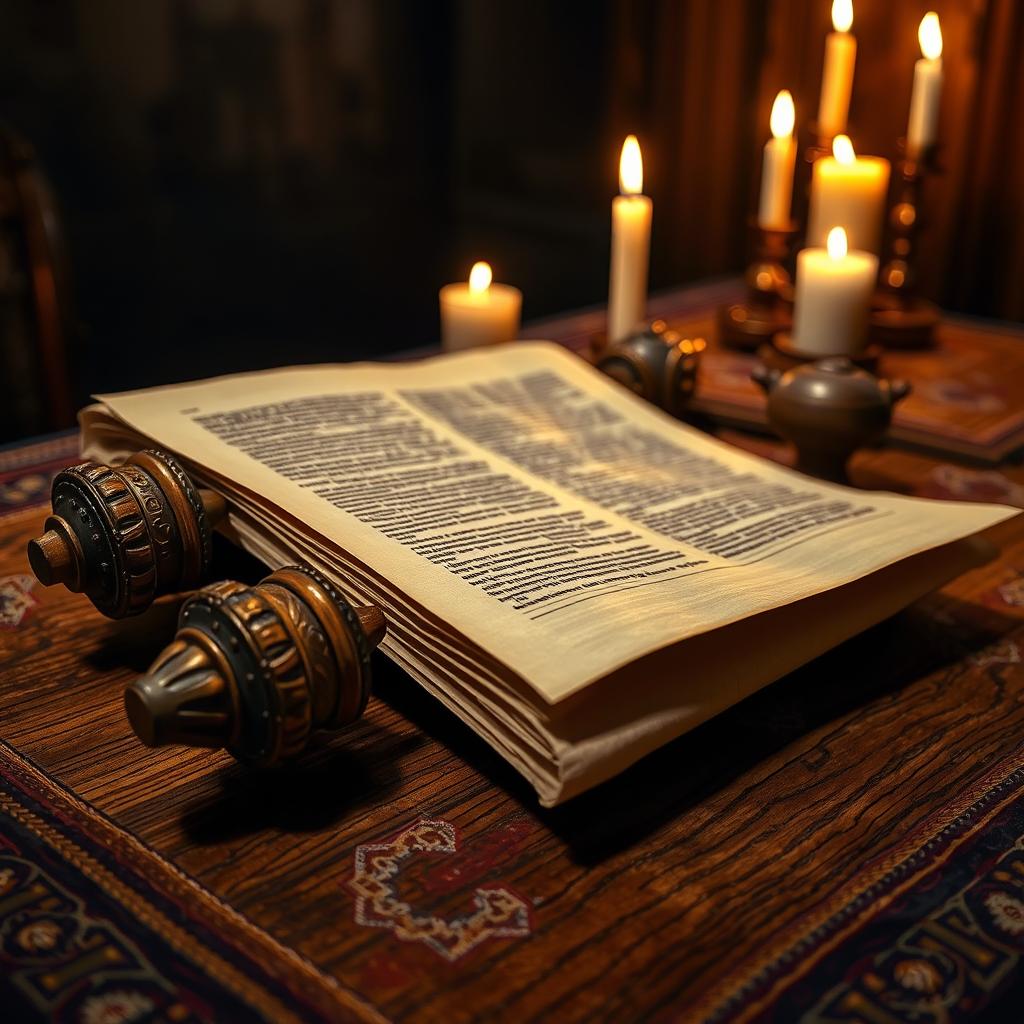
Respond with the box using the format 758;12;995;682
82;343;1016;804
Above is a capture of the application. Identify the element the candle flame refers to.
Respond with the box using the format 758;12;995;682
619;135;643;195
919;12;942;60
831;0;853;33
827;226;848;259
770;90;795;139
468;261;492;294
832;133;856;164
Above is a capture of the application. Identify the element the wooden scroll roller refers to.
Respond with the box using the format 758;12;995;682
595;320;706;419
27;451;227;618
124;566;386;767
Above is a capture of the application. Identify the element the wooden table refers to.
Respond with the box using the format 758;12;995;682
3;294;1024;1023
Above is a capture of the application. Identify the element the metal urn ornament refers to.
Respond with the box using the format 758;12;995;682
124;566;386;767
595;319;706;418
27;451;227;618
752;358;911;484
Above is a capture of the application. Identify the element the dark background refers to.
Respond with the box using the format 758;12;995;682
1;0;1021;441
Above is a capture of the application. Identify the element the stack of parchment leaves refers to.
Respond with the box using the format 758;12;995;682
81;343;1017;805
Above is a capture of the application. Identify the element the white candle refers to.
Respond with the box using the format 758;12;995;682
608;135;652;342
439;262;522;352
807;134;890;256
793;227;878;355
907;12;944;158
759;90;797;230
817;0;857;139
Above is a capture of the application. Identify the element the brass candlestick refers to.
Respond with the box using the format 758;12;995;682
27;451;226;618
871;143;940;349
717;219;798;350
125;566;386;767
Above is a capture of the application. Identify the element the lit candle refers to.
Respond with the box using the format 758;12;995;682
817;0;857;140
608;134;652;342
793;226;878;355
907;12;944;159
439;261;522;352
758;90;797;230
807;134;890;256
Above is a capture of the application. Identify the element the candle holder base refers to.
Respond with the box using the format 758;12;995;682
761;332;882;376
718;219;798;351
869;294;939;350
872;141;942;349
717;301;790;352
804;122;836;163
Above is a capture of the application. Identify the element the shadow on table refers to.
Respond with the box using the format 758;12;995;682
375;593;1021;866
178;713;421;843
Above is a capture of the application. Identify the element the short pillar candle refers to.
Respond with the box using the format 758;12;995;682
807;134;890;256
792;227;878;356
440;262;522;352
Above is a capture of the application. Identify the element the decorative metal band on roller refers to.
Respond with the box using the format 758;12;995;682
272;565;373;727
133;449;214;586
57;461;162;618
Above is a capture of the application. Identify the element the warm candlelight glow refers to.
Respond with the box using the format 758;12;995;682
919;12;942;60
468;261;492;295
831;0;853;33
770;90;795;139
827;226;848;260
619;135;643;195
833;133;855;165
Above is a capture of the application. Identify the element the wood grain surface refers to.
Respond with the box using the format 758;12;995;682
2;439;1024;1022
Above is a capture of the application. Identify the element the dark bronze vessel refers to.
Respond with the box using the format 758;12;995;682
752;357;911;484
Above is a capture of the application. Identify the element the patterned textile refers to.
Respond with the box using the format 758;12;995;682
5;413;1024;1021
698;750;1024;1023
0;741;379;1023
0;431;78;520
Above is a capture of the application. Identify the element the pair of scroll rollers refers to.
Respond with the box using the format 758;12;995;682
27;452;386;767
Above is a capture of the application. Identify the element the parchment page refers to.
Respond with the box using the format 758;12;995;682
95;342;1016;701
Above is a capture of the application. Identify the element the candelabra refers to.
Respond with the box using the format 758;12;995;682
717;219;798;350
870;143;940;348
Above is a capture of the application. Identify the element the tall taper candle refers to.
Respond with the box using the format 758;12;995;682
907;12;944;159
608;135;652;343
758;90;797;229
817;0;857;140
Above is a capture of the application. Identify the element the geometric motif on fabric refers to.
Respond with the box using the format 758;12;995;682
349;819;532;962
0;575;38;629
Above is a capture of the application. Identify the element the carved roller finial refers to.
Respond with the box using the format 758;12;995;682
596;320;706;418
124;566;386;766
27;450;226;618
